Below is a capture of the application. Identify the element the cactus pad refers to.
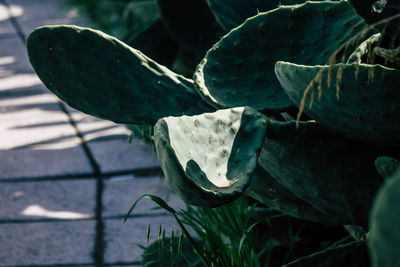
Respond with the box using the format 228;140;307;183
275;61;400;146
27;25;212;125
375;156;400;180
369;169;400;267
258;120;383;226
194;0;368;111
154;107;267;207
284;240;368;267
247;165;333;225
206;0;305;31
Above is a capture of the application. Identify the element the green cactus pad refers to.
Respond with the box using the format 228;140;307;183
258;120;383;226
206;0;305;31
375;156;400;180
275;61;400;146
194;1;368;111
369;170;400;267
284;240;368;267
27;25;212;125
154;107;268;207
247;165;333;225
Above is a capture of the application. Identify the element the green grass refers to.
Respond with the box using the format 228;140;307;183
125;194;295;266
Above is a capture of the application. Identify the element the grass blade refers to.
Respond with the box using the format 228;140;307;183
124;194;176;223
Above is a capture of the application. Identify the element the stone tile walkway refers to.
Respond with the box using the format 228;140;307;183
0;1;183;266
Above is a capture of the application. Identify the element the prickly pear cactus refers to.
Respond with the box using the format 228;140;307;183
27;25;212;125
25;0;400;264
275;62;400;146
283;240;369;267
256;119;383;226
154;107;268;207
206;0;306;32
194;1;369;111
369;169;400;267
375;156;400;180
247;165;328;224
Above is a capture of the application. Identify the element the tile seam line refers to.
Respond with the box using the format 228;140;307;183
0;261;142;267
1;0;102;177
50;59;105;267
0;212;173;224
1;0;26;43
0;167;163;182
0;0;99;171
1;2;105;266
0;263;94;267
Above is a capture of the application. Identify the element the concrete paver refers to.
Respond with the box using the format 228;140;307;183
69;106;160;173
1;93;78;150
88;138;160;174
0;73;44;97
0;0;180;266
68;107;131;143
103;175;185;217
104;216;179;264
0;220;96;266
0;179;96;220
0;35;33;76
0;92;94;179
0;4;19;35
0;145;94;179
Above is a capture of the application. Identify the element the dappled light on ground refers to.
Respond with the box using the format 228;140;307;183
0;4;23;22
21;204;92;219
0;56;15;65
0;73;41;91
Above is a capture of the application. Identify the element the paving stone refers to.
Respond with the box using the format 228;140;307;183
10;0;90;35
0;35;34;75
0;92;94;179
0;146;94;179
0;93;76;150
88;138;159;174
67;107;158;174
0;3;21;35
0;179;96;220
104;216;180;264
0;74;46;100
0;220;96;266
0;83;46;100
0;21;14;36
103;175;185;217
67;106;131;143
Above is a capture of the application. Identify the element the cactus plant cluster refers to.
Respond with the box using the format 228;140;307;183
27;0;400;265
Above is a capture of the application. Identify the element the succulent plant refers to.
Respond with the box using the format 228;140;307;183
369;169;400;267
26;0;400;265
